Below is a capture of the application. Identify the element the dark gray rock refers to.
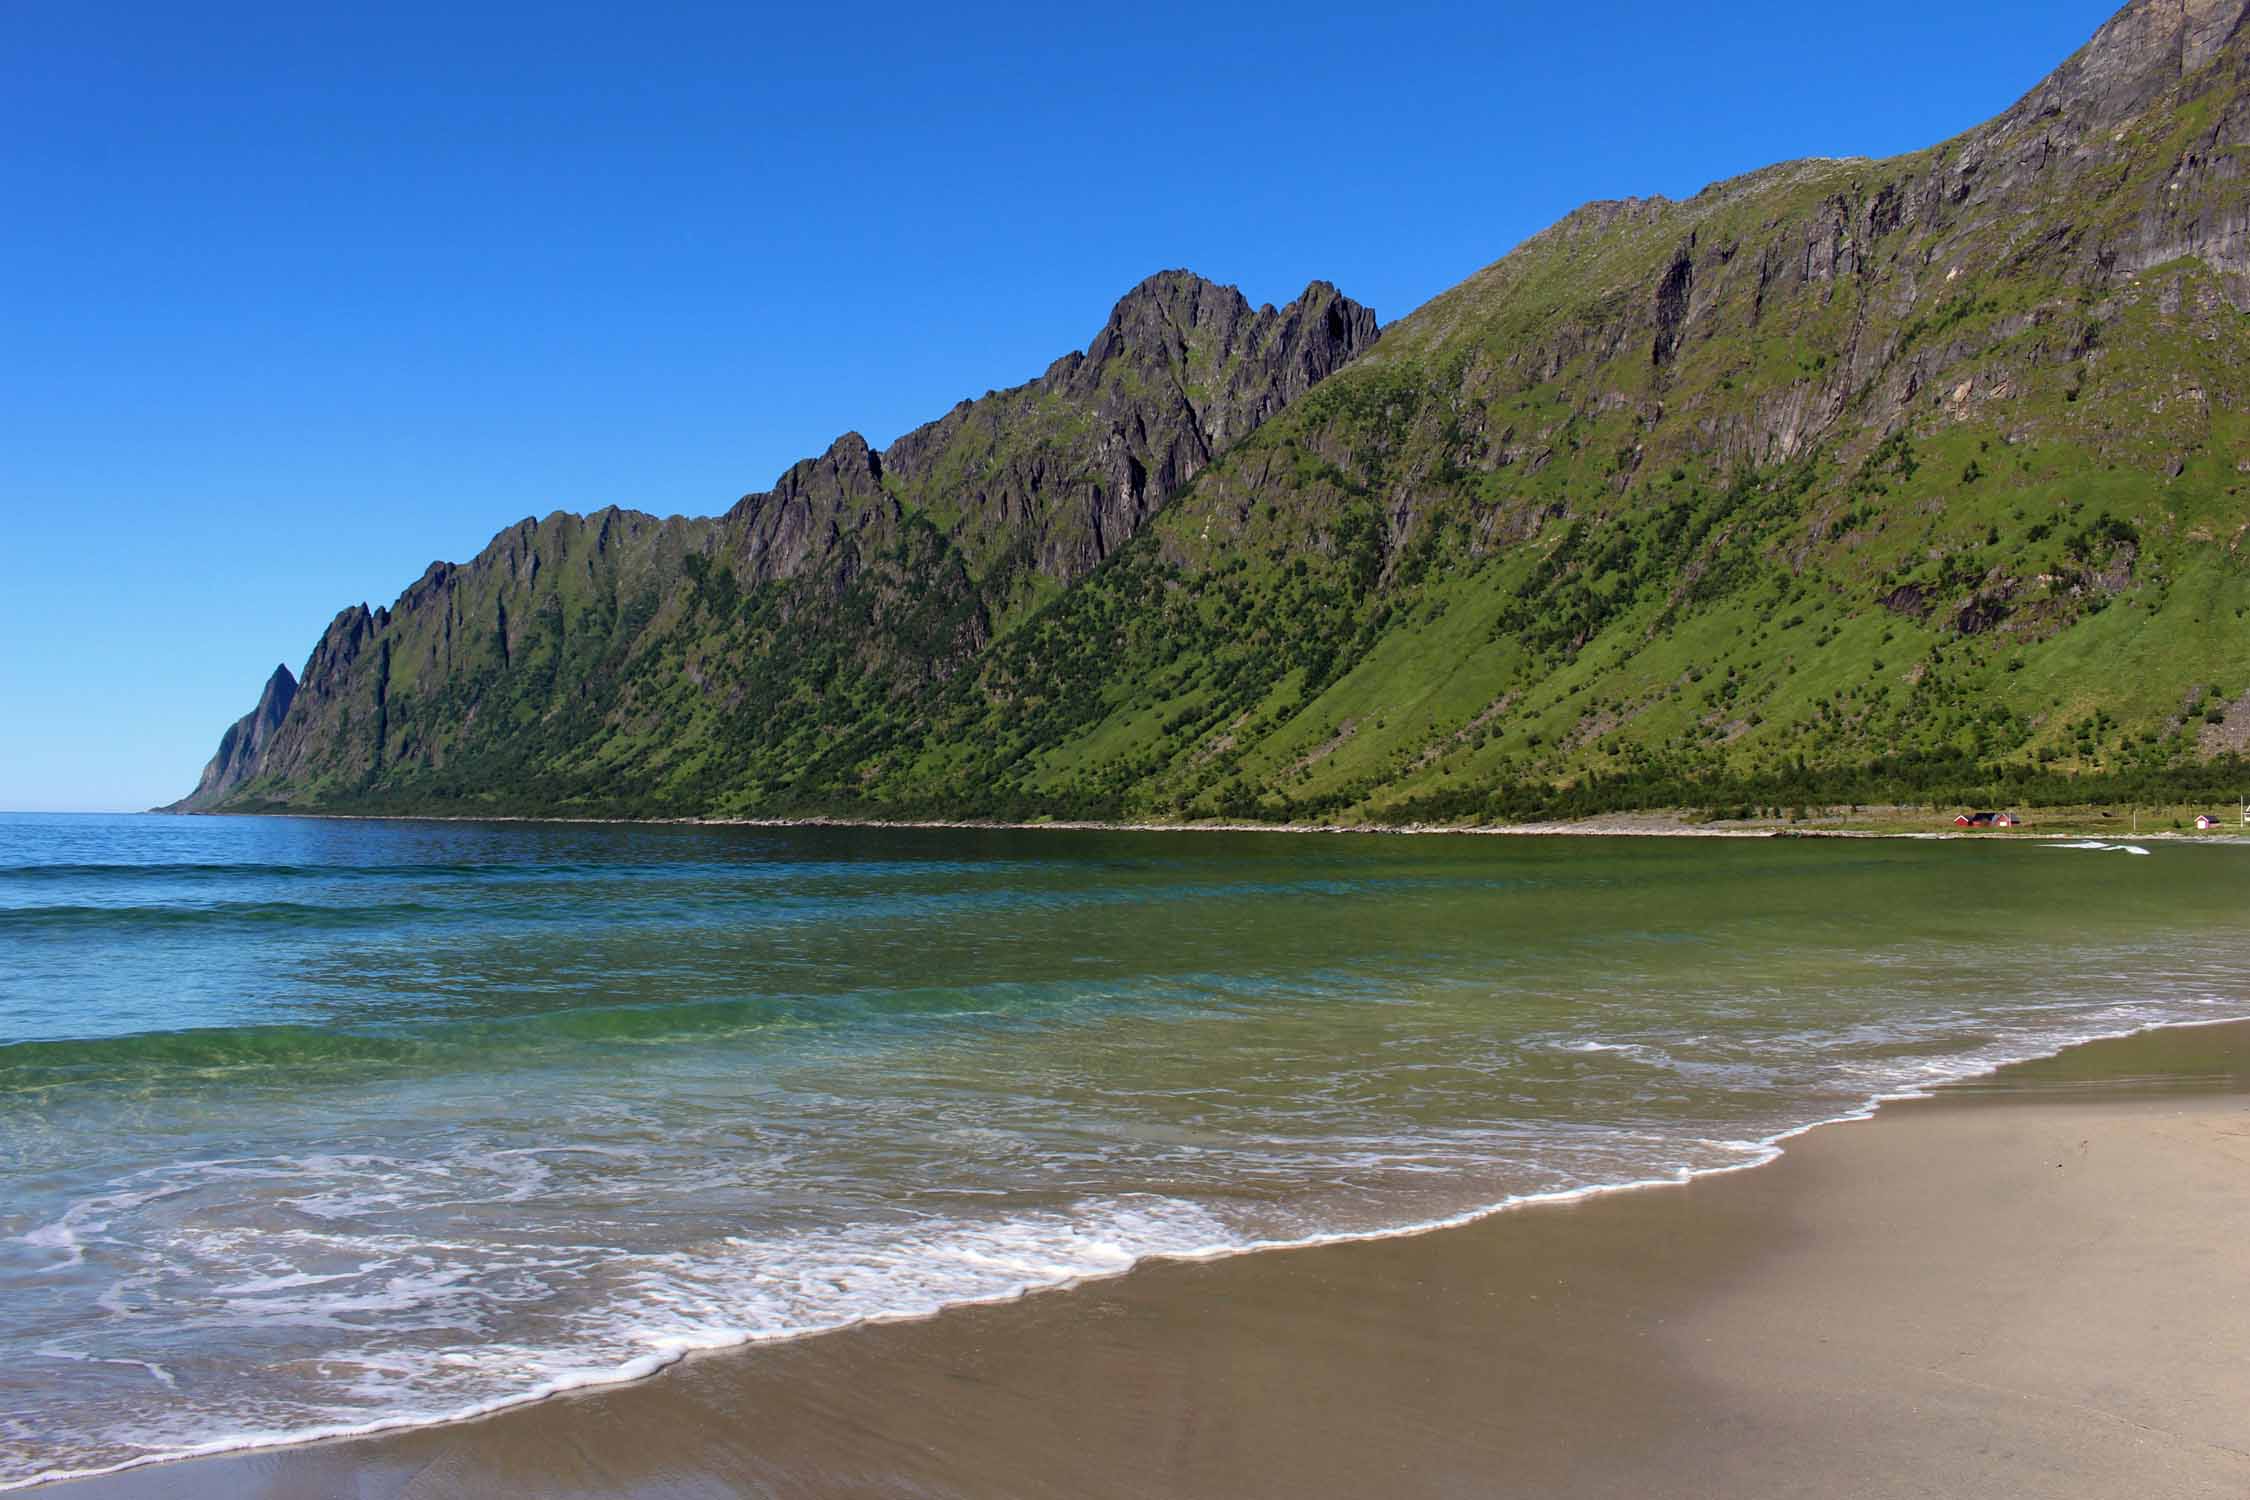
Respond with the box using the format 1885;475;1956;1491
716;273;1380;604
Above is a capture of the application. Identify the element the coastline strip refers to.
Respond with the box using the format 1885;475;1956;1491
155;807;2250;843
29;1017;2250;1498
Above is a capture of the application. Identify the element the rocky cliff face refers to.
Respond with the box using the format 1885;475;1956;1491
881;273;1379;591
2000;0;2248;136
713;273;1379;611
164;665;296;811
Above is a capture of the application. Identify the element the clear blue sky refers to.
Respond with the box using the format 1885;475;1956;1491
1;0;2121;811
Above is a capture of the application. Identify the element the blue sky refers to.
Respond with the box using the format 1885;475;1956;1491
1;0;2121;811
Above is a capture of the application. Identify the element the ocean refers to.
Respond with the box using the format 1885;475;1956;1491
1;812;2241;1489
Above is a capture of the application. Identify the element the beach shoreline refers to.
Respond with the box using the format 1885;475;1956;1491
31;1016;2250;1499
149;805;2250;844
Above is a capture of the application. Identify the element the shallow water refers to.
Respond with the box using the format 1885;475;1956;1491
2;813;2243;1488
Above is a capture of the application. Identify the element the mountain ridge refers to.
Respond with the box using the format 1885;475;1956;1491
172;0;2250;824
167;273;1378;811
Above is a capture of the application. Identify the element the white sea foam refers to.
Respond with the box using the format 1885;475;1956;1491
14;1178;199;1274
31;1347;177;1390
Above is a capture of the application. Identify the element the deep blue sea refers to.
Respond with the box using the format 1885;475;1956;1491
3;812;2244;1488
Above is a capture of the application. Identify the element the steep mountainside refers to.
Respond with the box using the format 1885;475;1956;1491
179;0;2250;823
168;275;1376;812
831;0;2250;823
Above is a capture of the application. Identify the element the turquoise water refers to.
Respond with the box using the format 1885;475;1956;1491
2;813;2244;1488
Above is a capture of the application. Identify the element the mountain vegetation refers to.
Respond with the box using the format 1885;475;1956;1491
174;1;2250;826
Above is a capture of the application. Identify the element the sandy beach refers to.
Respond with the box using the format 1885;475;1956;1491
35;1020;2250;1499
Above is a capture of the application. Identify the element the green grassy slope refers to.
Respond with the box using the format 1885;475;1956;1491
812;6;2250;825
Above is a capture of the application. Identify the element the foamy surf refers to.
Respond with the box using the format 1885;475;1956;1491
12;1007;2246;1495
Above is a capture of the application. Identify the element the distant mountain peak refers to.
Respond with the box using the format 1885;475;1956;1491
1100;269;1373;338
162;664;296;812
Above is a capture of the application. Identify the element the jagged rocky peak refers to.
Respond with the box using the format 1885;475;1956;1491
724;431;898;587
722;268;1380;593
746;431;886;513
308;603;380;673
163;664;297;811
256;662;297;711
1082;269;1267;367
915;269;1378;578
1074;270;1379;410
1035;269;1380;494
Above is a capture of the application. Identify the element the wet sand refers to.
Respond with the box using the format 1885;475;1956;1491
43;1022;2250;1499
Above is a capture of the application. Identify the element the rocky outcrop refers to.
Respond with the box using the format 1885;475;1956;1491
162;665;296;811
724;433;898;590
719;273;1381;602
1917;0;2250;303
1991;0;2249;135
